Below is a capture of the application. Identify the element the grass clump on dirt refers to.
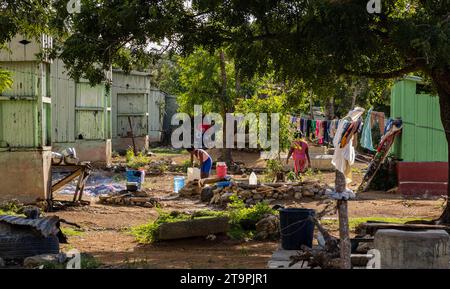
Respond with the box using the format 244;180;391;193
227;194;277;240
61;227;85;237
126;148;150;169
131;209;225;244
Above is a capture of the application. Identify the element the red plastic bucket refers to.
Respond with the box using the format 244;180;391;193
216;162;227;178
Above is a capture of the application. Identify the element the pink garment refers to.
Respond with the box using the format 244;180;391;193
316;120;324;144
292;140;308;160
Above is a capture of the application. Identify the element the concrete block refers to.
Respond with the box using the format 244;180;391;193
309;146;327;154
53;139;112;166
374;229;450;269
310;154;334;170
112;135;149;154
0;149;51;203
157;217;229;240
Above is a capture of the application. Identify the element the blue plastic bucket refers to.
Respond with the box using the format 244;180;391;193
174;176;185;193
279;208;315;249
126;169;145;190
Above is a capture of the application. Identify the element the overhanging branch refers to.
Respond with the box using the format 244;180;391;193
342;64;422;79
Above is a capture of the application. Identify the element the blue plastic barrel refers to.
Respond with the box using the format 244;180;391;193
174;176;185;193
279;208;315;249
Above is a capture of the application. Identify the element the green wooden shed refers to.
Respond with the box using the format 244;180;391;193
391;76;448;162
391;76;448;196
0;34;53;202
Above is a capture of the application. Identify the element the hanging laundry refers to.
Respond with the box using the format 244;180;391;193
361;108;375;151
332;107;365;184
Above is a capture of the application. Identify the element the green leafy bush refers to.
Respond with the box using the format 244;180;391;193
126;148;150;169
227;195;277;240
265;159;284;181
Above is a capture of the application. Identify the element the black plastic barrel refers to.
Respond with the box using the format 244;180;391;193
279;208;315;250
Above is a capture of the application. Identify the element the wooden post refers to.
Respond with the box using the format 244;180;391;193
128;116;137;155
335;170;352;269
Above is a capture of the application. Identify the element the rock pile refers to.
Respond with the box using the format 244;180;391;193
204;181;331;206
255;214;280;240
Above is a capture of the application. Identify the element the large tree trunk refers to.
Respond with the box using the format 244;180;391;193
219;50;233;164
432;68;450;224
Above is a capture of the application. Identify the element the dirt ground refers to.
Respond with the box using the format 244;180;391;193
48;148;444;269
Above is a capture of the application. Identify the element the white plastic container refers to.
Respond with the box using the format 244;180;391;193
249;172;258;185
187;167;201;181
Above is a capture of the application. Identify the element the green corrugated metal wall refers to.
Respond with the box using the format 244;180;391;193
391;77;448;162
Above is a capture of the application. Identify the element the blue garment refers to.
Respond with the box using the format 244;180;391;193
361;108;375;151
201;157;213;174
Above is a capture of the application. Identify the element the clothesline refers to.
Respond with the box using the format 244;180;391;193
290;109;388;148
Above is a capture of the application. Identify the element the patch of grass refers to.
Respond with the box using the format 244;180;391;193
0;200;24;216
151;147;188;155
226;195;277;240
61;227;84;237
321;217;432;231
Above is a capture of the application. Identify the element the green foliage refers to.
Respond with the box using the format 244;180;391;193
173;47;236;114
0;200;24;216
265;159;284;181
0;69;12;93
235;87;295;152
286;171;299;182
125;148;150;169
226;194;277;240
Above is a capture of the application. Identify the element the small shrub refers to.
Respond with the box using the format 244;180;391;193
126;148;150;169
265;159;284;181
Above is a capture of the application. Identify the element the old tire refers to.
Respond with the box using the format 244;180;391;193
0;234;59;260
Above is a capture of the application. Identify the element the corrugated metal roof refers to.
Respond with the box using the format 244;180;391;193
0;215;60;238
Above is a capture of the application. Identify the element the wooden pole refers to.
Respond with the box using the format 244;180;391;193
335;170;352;269
128;116;137;155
